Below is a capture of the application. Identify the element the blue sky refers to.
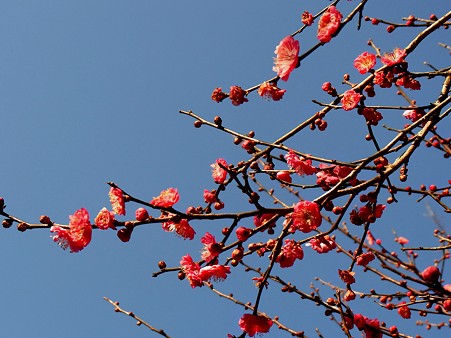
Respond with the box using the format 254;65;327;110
0;1;449;337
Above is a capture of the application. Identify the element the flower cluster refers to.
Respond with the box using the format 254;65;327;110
317;6;342;43
307;235;336;254
50;208;92;253
285;150;316;176
180;254;230;288
276;239;304;268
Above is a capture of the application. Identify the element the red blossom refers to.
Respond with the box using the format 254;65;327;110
94;207;116;230
257;82;286;101
273;36;300;81
135;207;149;222
421;265;440;282
229;86;248;106
380;48;407;66
201;232;222;263
356;252;375;266
276;239;304;268
285;150;316;176
396;75;421;90
397;302;411;319
51;208;92;253
403;109;423;122
358;107;383;126
203;189;217;203
109;187;126;215
150;188;180;208
373;70;394;88
198;264;231;282
366;230;376;246
290;200;322;233
301;11;314;26
211;158;228;184
317;6;343;43
162;218;195;240
211;87;227;102
306;235;336;254
354;52;376;74
341;89;362;111
254;214;276;229
180;254;203;288
338;269;356;284
238;314;273;337
236;226;252;242
276;171;292;183
316;164;355;190
322;81;337;96
394;236;409;245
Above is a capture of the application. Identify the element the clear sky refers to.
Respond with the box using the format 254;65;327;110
0;1;449;337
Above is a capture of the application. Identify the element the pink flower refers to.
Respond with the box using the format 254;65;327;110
301;11;314;26
403;109;423;122
396;75;421;90
273;36;300;81
358;107;383;126
373;70;394;88
162;218;195;240
291;201;322;233
238;314;273;337
316;164;355;190
394;236;409;245
201;232;222;263
150;188;180;208
307;235;336;254
236;226;252;242
341;89;362;111
180;254;203;288
338;269;356;284
353;52;376;74
381;48;406;66
356;252;375;266
50;208;92;253
211;87;227;103
229;86;248;106
285;150;316;176
317;6;343;43
203;189;217;203
135;208;149;222
94;207;116;230
258;82;286;101
421;265;440;282
211;158;228;184
276;171;292;183
198;265;231;282
397;302;411;319
276;239;304;268
109;187;126;215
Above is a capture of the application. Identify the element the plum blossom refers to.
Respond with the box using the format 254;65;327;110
338;269;356;284
229;86;248;106
94;207;116;230
421;265;440;282
211;158;228;184
258;82;286;101
201;232;222;263
276;239;304;268
162;218;195;240
109;187;126;215
211;87;227;103
285;150;316;176
341;89;362;111
380;48;406;66
358;107;383;126
180;254;230;288
403;109;423;122
307;235;336;254
290;200;322;233
397;302;411;319
150;188;180;208
238;314;273;337
273;36;300;81
353;52;376;74
301;11;313;26
198;265;230;282
356;252;375;266
317;6;343;43
50;208;92;253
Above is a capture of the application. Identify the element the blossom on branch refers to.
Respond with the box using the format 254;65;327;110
273;36;300;81
285;150;316;176
180;254;230;288
229;86;248;106
290;200;322;233
150;188;180;208
201;232;222;263
380;48;406;66
341;89;362;111
301;11;313;26
276;239;304;268
94;207;116;230
50;208;92;253
306;235;336;254
211;158;228;184
258;82;286;101
317;6;343;43
353;52;376;74
109;187;126;215
238;314;273;337
162;218;195;240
